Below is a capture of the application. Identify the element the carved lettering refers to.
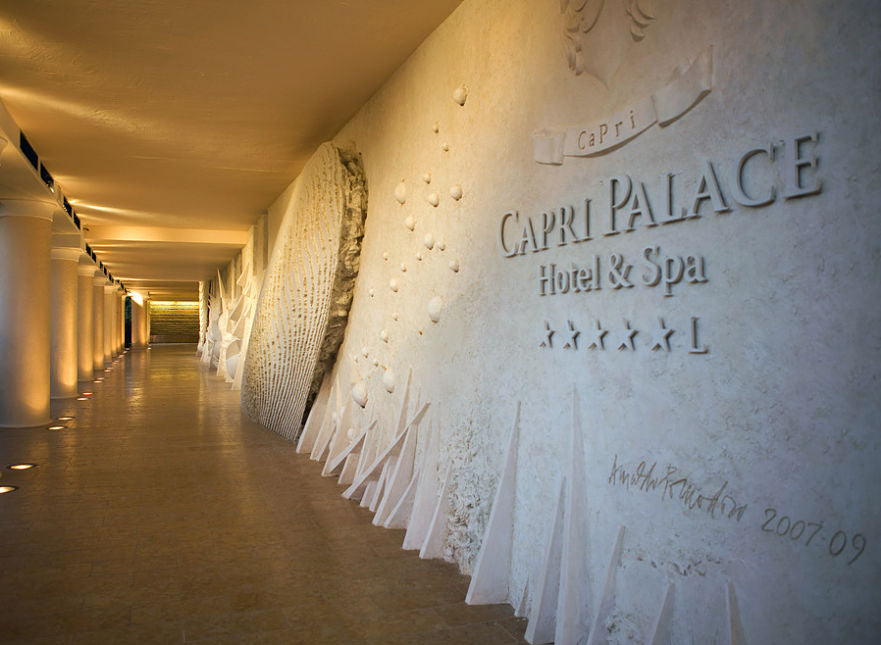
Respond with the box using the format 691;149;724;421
499;210;518;257
607;175;632;236
557;205;580;246
733;145;776;207
642;246;662;286
501;132;824;259
684;160;730;219
782;132;822;199
517;216;540;255
608;253;634;289
625;181;658;231
689;316;709;354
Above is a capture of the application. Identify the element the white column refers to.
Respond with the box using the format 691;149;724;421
77;261;94;382
49;247;81;399
92;273;105;373
110;288;118;356
198;281;208;352
145;299;151;344
117;292;124;352
0;199;54;427
103;284;114;365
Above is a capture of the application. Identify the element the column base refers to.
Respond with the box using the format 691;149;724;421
0;418;53;429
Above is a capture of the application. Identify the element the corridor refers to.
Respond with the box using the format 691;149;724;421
0;345;526;644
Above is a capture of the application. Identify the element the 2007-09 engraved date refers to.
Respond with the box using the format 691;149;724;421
761;507;866;566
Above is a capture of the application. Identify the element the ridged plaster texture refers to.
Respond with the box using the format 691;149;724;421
231;0;880;642
242;143;367;440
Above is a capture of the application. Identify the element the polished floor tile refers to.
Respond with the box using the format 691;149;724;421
0;345;527;644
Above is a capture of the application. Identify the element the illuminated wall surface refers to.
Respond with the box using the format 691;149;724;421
150;301;198;343
202;1;881;642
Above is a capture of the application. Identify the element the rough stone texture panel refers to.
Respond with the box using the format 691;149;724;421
242;143;367;441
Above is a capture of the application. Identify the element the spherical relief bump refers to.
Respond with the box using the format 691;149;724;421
382;368;396;393
427;296;443;323
394;181;407;204
351;382;368;408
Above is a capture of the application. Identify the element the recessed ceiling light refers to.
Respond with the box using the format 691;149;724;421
48;425;64;431
8;464;36;470
76;397;88;401
81;392;93;396
0;485;18;494
57;416;73;421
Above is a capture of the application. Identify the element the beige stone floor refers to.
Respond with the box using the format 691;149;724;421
0;345;527;644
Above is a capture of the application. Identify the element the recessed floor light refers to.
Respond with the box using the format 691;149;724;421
8;464;36;470
76;397;88;401
0;485;18;494
58;416;74;421
81;392;93;396
48;425;64;431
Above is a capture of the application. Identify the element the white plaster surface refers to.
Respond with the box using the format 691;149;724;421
237;1;881;642
242;143;367;440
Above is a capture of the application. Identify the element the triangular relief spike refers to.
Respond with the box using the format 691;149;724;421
525;476;566;645
467;401;521;605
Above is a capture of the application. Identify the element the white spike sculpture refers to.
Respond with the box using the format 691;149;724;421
402;419;442;550
649;584;675;645
296;372;333;454
727;580;748;645
311;376;344;462
325;423;371;480
466;401;521;605
557;390;594;644
342;403;430;501
525;477;566;644
419;462;454;560
585;525;626;645
322;398;354;476
373;403;423;526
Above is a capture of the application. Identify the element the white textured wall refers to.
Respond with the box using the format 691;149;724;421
244;1;881;641
243;143;366;440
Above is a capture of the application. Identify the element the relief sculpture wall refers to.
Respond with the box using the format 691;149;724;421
226;1;880;642
241;143;367;441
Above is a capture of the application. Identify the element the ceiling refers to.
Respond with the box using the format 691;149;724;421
0;0;462;300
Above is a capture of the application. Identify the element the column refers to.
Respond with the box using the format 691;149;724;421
77;261;94;382
103;284;114;365
49;247;81;399
198;281;208;353
0;200;54;427
119;291;125;352
117;292;123;352
110;289;118;356
92;273;105;373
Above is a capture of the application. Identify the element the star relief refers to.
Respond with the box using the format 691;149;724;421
616;320;638;351
587;320;608;350
650;317;674;352
540;321;555;348
563;320;580;350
